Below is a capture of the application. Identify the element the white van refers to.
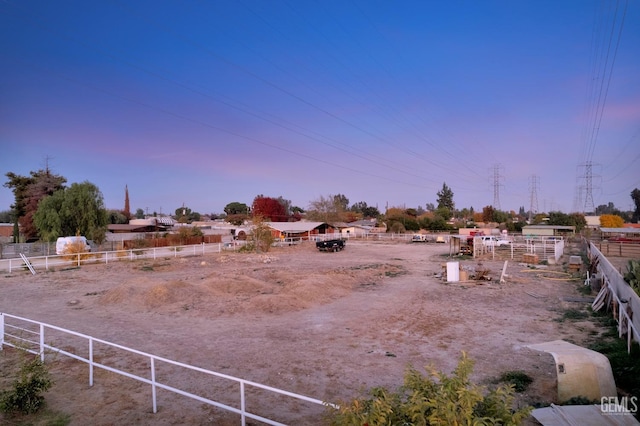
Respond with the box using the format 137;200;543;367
56;236;91;255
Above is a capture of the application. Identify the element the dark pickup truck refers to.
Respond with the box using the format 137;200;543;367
316;239;346;252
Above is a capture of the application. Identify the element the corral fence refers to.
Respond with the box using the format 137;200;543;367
472;236;565;264
1;232;455;273
312;232;452;243
588;241;640;353
0;243;228;274
0;236;223;260
591;241;640;260
0;313;336;425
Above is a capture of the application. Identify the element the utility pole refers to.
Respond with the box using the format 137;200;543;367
528;175;539;222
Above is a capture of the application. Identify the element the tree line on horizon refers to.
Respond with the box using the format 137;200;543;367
3;167;640;244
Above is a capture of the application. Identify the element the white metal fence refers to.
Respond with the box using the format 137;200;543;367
588;242;640;353
1;232;456;273
0;313;336;425
0;243;228;274
473;236;565;263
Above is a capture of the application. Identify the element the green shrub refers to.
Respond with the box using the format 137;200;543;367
0;352;53;415
327;352;531;425
496;371;533;392
623;260;640;297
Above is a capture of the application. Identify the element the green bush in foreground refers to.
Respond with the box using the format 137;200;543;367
0;351;53;415
327;352;531;426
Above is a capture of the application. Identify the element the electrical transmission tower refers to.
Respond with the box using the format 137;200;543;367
528;175;539;222
490;164;504;211
578;161;600;214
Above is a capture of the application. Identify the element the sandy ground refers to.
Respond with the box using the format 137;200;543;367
0;240;606;425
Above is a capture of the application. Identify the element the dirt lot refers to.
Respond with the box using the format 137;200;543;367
0;240;607;425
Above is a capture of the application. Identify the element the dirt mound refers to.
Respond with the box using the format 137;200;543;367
97;259;403;316
101;278;206;310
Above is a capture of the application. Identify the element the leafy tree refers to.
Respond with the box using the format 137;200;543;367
123;185;131;219
224;202;250;216
107;209;128;224
436;182;455;211
434;207;451;222
0;209;12;223
457;207;472;220
175;205;191;223
482;205;495;223
307;194;344;223
226;214;247;226
546;211;587;232
426;202;436;212
252;196;288;222
275;196;293;218
631;188;640;222
0;351;53;415
429;216;451;231
385;208;420;232
595;202;618;215
493;209;510;224
350;201;380;219
4;168;66;241
600;214;624;228
333;194;350;212
135;208;145;219
33;181;108;243
248;216;275;252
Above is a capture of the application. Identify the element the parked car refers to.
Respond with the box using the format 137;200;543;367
412;234;427;242
480;236;510;247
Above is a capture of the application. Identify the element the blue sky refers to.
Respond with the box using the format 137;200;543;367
1;1;639;216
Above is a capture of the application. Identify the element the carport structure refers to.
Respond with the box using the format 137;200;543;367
264;221;333;241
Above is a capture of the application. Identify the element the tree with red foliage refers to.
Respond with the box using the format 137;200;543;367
252;196;288;222
4;167;66;241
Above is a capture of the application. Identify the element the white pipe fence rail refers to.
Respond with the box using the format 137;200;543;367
0;243;226;273
588;242;640;353
0;233;452;273
472;236;565;263
0;313;336;425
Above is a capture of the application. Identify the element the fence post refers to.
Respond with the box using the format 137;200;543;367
240;381;246;426
89;337;94;386
151;357;157;413
0;313;4;349
39;323;45;361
